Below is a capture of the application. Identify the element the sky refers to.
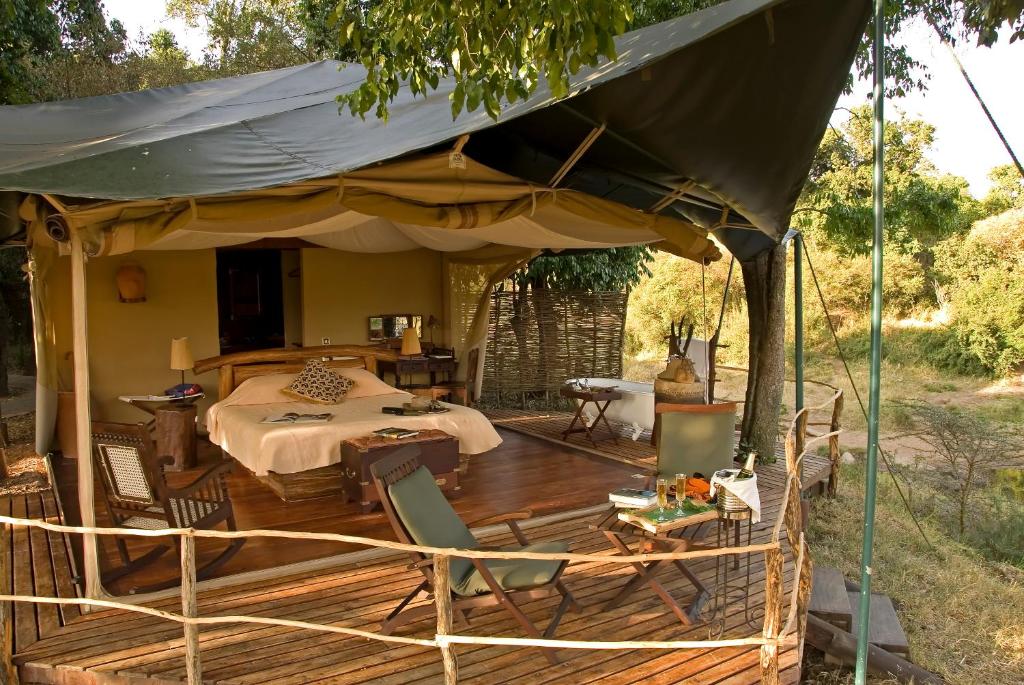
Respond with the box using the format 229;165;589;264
103;1;1023;197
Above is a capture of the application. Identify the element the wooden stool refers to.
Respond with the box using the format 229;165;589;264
154;403;197;471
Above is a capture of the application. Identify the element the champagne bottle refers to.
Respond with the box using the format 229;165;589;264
736;452;757;480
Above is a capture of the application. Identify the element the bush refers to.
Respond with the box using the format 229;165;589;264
936;209;1024;376
625;251;748;362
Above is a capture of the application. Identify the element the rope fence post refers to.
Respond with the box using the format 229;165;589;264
760;547;784;685
828;392;844;498
1;523;16;685
434;554;459;684
180;531;202;685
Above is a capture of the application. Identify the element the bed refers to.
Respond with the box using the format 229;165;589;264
195;345;502;500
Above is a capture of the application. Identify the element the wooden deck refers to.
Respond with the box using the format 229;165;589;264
53;428;635;594
7;426;830;684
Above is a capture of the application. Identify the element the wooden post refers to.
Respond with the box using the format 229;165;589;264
760;547;784;685
795;411;808;464
433;554;458;684
796;538;814;662
828;393;844;498
70;231;101;601
181;533;202;684
0;523;18;684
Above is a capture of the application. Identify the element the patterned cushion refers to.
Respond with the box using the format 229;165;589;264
281;359;353;404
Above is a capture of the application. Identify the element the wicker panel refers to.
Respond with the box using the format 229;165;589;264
167;498;219;527
483;290;627;400
97;443;154;504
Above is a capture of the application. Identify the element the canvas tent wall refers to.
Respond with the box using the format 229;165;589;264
0;0;870;599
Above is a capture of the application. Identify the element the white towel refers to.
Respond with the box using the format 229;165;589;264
709;469;762;524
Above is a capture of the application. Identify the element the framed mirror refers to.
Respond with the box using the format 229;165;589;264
368;314;422;341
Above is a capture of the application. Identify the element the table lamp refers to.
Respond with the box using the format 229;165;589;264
170;337;194;385
400;327;422;358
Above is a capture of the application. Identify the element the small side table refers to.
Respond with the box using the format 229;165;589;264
119;393;203;471
559;385;622;446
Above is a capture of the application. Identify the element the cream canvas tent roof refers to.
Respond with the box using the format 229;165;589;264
0;0;869;260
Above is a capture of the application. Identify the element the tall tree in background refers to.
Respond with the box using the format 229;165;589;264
328;0;1024;456
797;106;979;260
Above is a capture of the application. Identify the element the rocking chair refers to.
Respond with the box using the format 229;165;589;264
91;421;244;593
370;448;579;664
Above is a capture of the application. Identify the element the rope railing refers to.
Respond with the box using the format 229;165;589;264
0;389;843;685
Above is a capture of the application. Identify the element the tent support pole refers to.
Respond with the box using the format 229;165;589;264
855;0;885;681
793;232;804;484
71;230;101;602
548;124;605;187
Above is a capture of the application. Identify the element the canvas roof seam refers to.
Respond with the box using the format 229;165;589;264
238;120;337;174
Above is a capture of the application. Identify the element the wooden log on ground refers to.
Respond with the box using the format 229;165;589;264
805;614;944;684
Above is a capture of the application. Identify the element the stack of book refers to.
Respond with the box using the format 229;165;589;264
373;427;420;439
608;487;657;508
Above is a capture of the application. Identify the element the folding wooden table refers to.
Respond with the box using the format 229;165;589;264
591;505;718;625
559;386;622;446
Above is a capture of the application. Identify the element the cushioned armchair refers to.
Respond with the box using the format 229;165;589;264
649;402;738;482
371;448;579;664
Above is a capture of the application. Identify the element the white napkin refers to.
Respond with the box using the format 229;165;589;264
709;469;762;524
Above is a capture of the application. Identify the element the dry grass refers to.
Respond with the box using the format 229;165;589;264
0;412;48;497
807;463;1024;684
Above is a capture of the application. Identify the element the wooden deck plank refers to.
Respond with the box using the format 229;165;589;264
25;493;61;640
39;488;82;625
11;495;38;653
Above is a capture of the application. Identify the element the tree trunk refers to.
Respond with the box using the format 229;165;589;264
740;243;787;461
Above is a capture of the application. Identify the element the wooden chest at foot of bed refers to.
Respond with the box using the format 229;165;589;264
341;430;461;513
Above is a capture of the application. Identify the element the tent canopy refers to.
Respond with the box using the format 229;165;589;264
0;0;869;260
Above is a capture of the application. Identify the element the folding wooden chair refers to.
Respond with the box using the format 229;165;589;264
91;421;244;593
370;447;579;664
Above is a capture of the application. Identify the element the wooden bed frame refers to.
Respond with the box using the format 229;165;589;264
192;344;405;501
193;344;400;401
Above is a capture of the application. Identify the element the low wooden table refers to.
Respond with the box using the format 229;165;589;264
559;386;622;445
591;505;717;625
341;429;461;513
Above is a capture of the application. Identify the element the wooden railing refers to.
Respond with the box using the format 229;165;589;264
0;390;843;685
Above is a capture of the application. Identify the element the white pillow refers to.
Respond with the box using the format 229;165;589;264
335;367;404;398
224;373;298;406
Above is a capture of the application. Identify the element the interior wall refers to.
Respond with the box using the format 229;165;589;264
46;247;444;438
300;248;444;347
51;250;221;427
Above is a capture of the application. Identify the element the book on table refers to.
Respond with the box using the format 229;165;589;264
609;488;657;508
261;412;333;424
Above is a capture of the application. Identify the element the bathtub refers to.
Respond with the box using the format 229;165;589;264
568;341;709;441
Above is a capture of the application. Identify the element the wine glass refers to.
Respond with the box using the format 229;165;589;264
654;478;671;522
675;473;687;509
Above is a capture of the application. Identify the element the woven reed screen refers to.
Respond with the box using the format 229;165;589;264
483;289;628;401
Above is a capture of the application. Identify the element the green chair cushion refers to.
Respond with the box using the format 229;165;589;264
453;540;568;597
388;466;479;583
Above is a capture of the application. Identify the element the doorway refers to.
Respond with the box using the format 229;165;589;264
216;248;302;354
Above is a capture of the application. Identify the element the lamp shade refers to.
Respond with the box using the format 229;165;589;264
170;337;194;371
400;327;422;356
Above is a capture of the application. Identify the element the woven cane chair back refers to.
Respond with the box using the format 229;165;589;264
92;424;159;508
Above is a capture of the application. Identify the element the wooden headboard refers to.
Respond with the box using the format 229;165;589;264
192;345;400;400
